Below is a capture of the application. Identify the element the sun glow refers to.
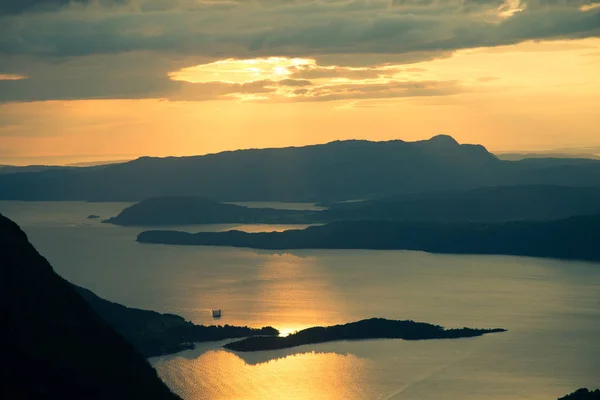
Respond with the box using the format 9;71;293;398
0;74;28;81
169;57;314;84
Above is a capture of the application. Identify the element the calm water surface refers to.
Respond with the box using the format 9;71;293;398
1;201;599;400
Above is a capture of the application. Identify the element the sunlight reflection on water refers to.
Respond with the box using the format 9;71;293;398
2;201;599;400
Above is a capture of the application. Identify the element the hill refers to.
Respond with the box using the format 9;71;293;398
323;185;600;222
3;135;600;203
74;285;278;357
4;135;600;203
0;213;180;399
104;196;318;226
137;215;600;261
0;135;507;202
559;389;600;400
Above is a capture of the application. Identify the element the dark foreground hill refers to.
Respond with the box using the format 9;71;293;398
223;318;505;352
4;135;600;202
138;215;600;262
74;285;278;357
0;213;180;400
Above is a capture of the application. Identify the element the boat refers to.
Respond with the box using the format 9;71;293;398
212;309;222;319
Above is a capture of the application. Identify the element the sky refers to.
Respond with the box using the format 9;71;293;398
0;0;599;165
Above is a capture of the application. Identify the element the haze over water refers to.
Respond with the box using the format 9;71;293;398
2;201;599;400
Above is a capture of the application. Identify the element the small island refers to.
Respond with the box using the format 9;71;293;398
223;318;506;352
87;214;101;219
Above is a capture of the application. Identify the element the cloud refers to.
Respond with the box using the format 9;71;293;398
169;79;278;101
1;0;598;59
276;79;313;87
285;80;462;102
0;53;461;103
0;0;598;102
0;0;125;15
0;74;27;80
288;64;401;80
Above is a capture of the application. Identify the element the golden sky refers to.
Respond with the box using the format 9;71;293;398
1;1;599;165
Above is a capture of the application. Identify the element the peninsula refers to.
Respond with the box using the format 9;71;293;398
104;196;319;226
223;318;506;352
75;285;279;357
137;215;600;262
106;185;600;226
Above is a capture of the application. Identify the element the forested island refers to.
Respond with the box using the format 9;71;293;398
137;215;600;262
223;318;506;352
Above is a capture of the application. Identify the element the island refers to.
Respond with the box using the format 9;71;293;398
103;196;320;226
559;389;600;400
104;185;600;226
74;285;279;357
223;318;506;352
87;214;101;219
137;215;600;262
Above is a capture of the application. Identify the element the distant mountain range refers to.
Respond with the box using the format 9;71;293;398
3;135;600;202
558;389;600;400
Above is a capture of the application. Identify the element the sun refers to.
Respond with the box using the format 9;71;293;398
274;66;290;76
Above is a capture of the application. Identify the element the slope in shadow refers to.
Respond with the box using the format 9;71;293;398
0;214;180;400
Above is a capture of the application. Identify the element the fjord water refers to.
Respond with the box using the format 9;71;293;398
2;201;599;400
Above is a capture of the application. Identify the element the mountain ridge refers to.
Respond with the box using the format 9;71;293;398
2;135;600;202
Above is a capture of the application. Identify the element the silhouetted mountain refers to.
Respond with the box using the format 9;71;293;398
0;136;501;201
104;196;318;226
499;153;600;161
138;215;600;261
223;318;505;352
3;136;600;202
559;389;600;400
0;214;180;400
323;185;600;222
74;285;278;357
0;164;75;174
